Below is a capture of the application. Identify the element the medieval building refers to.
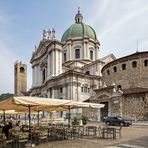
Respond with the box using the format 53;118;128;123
87;52;148;121
14;61;27;96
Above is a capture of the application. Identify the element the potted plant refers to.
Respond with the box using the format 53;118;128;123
81;115;88;125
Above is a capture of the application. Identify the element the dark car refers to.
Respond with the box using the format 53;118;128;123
105;116;132;126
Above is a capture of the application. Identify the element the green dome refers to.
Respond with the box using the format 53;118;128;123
61;23;97;42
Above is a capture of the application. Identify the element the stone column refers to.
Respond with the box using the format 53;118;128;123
47;53;51;79
95;47;98;60
55;51;58;76
119;96;123;117
34;66;37;85
52;51;55;76
86;43;88;59
38;66;41;84
36;65;39;85
32;67;35;86
83;42;86;59
69;44;72;60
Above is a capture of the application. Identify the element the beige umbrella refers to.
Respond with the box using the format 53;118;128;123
0;97;104;127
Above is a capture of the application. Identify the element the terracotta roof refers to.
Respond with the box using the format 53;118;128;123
123;87;148;95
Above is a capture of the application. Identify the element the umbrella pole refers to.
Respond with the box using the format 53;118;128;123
37;110;40;127
28;105;31;133
25;113;27;124
68;106;71;127
3;110;5;125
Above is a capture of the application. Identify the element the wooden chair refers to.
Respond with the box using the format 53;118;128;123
97;127;103;138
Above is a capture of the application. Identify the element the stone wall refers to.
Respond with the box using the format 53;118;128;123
102;52;148;89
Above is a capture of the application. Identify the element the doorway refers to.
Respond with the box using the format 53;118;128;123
100;101;109;121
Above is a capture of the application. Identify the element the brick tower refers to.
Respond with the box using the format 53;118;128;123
14;61;27;96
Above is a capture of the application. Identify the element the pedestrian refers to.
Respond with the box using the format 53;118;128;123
2;121;13;139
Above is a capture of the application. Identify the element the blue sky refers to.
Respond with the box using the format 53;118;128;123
0;0;148;94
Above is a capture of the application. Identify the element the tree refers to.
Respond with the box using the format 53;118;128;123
0;93;14;100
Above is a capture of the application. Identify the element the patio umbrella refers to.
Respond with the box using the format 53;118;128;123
0;97;104;128
13;97;104;127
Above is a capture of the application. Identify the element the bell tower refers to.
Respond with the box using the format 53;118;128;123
14;61;27;96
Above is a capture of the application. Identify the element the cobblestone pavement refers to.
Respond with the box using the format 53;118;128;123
35;123;148;148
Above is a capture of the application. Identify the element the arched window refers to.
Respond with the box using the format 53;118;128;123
113;66;117;72
117;85;122;90
122;64;126;70
144;60;148;66
132;61;137;68
60;87;63;93
75;49;80;59
81;83;90;93
81;87;84;92
42;69;46;82
49;88;52;98
90;50;93;60
107;70;110;75
85;71;90;75
20;67;25;73
64;53;66;62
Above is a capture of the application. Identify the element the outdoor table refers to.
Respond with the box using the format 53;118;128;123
86;126;97;136
11;132;28;148
102;127;116;139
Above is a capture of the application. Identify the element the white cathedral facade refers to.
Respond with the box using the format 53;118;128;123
30;10;115;118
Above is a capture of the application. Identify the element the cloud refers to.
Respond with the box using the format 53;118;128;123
86;0;148;57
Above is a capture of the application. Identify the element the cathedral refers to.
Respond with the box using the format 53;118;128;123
29;10;115;120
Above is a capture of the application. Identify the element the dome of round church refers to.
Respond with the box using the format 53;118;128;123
61;9;97;42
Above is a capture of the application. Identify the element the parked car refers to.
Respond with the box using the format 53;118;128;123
105;116;132;126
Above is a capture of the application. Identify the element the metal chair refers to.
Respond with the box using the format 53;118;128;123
115;126;122;138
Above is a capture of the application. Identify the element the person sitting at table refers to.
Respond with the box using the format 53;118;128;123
2;121;13;139
12;120;21;133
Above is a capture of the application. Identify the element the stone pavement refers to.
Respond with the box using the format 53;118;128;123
35;123;148;148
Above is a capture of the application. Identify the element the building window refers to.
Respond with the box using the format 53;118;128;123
64;53;66;62
42;69;46;82
75;49;80;59
81;83;90;93
113;66;117;72
144;60;148;66
122;64;126;70
20;67;25;73
117;85;122;90
85;71;90;75
81;87;83;92
84;86;87;92
49;88;52;98
132;61;137;68
60;87;63;93
107;70;110;75
90;51;93;60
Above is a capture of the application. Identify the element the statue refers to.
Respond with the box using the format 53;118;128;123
51;28;56;40
35;45;37;51
42;28;56;40
47;29;51;39
42;29;47;40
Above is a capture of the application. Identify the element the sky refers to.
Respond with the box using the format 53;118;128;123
0;0;148;94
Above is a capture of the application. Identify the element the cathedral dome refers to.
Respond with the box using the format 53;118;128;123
61;9;97;42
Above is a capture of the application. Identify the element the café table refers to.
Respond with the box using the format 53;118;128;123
101;127;116;139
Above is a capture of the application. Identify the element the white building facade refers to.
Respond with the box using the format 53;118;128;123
30;10;115;120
